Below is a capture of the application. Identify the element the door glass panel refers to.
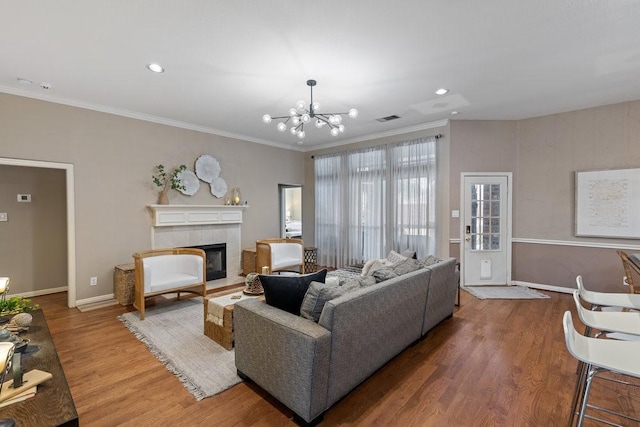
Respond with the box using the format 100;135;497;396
470;183;501;251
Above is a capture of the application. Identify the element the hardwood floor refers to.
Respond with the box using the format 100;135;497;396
30;289;639;426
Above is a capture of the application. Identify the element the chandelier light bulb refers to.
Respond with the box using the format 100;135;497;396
348;108;358;119
292;116;300;125
312;102;320;111
289;108;298;116
262;114;272;124
298;130;306;139
315;119;324;128
277;122;287;132
296;100;306;110
338;124;345;133
330;127;340;136
301;113;310;123
334;115;342;124
290;127;298;135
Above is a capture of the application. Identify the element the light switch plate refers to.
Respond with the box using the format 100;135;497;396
0;213;7;222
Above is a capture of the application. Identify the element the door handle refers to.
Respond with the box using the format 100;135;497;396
465;236;471;241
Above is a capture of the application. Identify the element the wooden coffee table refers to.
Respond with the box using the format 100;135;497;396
204;288;261;350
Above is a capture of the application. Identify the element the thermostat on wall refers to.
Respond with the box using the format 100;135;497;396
17;194;31;202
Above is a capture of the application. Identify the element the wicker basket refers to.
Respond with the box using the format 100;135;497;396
114;263;135;306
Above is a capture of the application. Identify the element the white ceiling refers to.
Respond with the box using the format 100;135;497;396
2;1;640;151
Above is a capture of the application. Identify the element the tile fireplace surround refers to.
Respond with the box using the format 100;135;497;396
147;204;247;289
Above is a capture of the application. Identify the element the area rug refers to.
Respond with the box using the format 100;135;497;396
118;298;241;400
462;285;550;300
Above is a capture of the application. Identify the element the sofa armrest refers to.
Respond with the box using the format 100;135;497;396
234;299;331;423
422;257;458;334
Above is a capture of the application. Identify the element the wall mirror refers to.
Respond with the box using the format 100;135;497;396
279;184;302;239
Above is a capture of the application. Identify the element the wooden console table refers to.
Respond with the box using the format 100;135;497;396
1;309;78;426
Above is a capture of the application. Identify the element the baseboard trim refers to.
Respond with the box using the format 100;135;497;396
9;286;68;299
76;293;116;307
514;280;573;294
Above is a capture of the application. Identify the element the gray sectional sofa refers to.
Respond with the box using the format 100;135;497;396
234;257;458;425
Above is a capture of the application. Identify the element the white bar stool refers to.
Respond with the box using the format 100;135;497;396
563;311;640;427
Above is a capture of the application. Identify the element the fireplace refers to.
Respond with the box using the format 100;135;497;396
187;243;226;281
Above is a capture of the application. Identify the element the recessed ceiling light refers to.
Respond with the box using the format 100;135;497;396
435;88;449;95
147;63;164;73
17;78;32;85
450;111;459;115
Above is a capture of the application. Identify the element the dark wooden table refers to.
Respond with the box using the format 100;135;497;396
0;309;78;426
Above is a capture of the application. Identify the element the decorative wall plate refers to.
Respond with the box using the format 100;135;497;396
210;177;228;198
176;169;200;196
195;155;221;183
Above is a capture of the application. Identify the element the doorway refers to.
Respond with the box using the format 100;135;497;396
0;158;76;307
460;173;512;286
279;184;302;239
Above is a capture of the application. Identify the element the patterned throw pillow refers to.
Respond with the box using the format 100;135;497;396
387;250;408;265
418;255;441;268
400;249;417;259
372;267;399;283
300;280;360;322
260;269;328;315
393;258;421;276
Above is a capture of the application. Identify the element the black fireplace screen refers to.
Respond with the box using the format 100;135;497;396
186;243;226;281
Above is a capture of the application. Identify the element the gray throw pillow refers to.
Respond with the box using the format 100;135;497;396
372;267;399;283
393;258;421;276
300;280;359;322
260;269;328;315
418;255;441;268
400;249;417;259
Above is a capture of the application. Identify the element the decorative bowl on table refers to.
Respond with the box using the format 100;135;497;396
243;273;264;295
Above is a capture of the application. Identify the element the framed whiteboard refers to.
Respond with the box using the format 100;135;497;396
575;168;640;238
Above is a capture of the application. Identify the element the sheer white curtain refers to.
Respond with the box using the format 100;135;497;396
315;136;437;267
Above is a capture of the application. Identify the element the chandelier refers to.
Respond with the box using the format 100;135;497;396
262;79;358;141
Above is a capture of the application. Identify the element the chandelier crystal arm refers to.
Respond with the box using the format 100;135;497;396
263;79;358;142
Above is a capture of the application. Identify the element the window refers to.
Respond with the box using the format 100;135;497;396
315;137;437;267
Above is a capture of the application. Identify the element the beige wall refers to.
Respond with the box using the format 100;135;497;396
0;93;304;301
0;165;67;293
449;101;640;292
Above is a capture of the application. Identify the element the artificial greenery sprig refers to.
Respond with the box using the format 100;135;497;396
152;164;187;192
0;296;39;316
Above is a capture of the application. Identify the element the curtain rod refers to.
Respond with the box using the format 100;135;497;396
311;133;444;158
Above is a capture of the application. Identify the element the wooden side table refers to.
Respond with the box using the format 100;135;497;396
304;247;317;273
242;248;256;275
114;263;135;306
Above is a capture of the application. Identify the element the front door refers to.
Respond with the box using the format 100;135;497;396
461;173;512;286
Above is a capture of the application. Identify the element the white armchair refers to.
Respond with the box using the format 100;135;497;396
256;238;305;274
132;248;206;320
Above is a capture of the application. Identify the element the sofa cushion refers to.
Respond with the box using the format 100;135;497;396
300;280;360;322
259;269;328;315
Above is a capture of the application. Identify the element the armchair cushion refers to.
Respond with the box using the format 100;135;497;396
259;269;328;315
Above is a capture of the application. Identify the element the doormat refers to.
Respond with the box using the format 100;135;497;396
462;285;550;300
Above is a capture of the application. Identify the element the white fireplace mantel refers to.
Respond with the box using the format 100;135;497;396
147;204;247;227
